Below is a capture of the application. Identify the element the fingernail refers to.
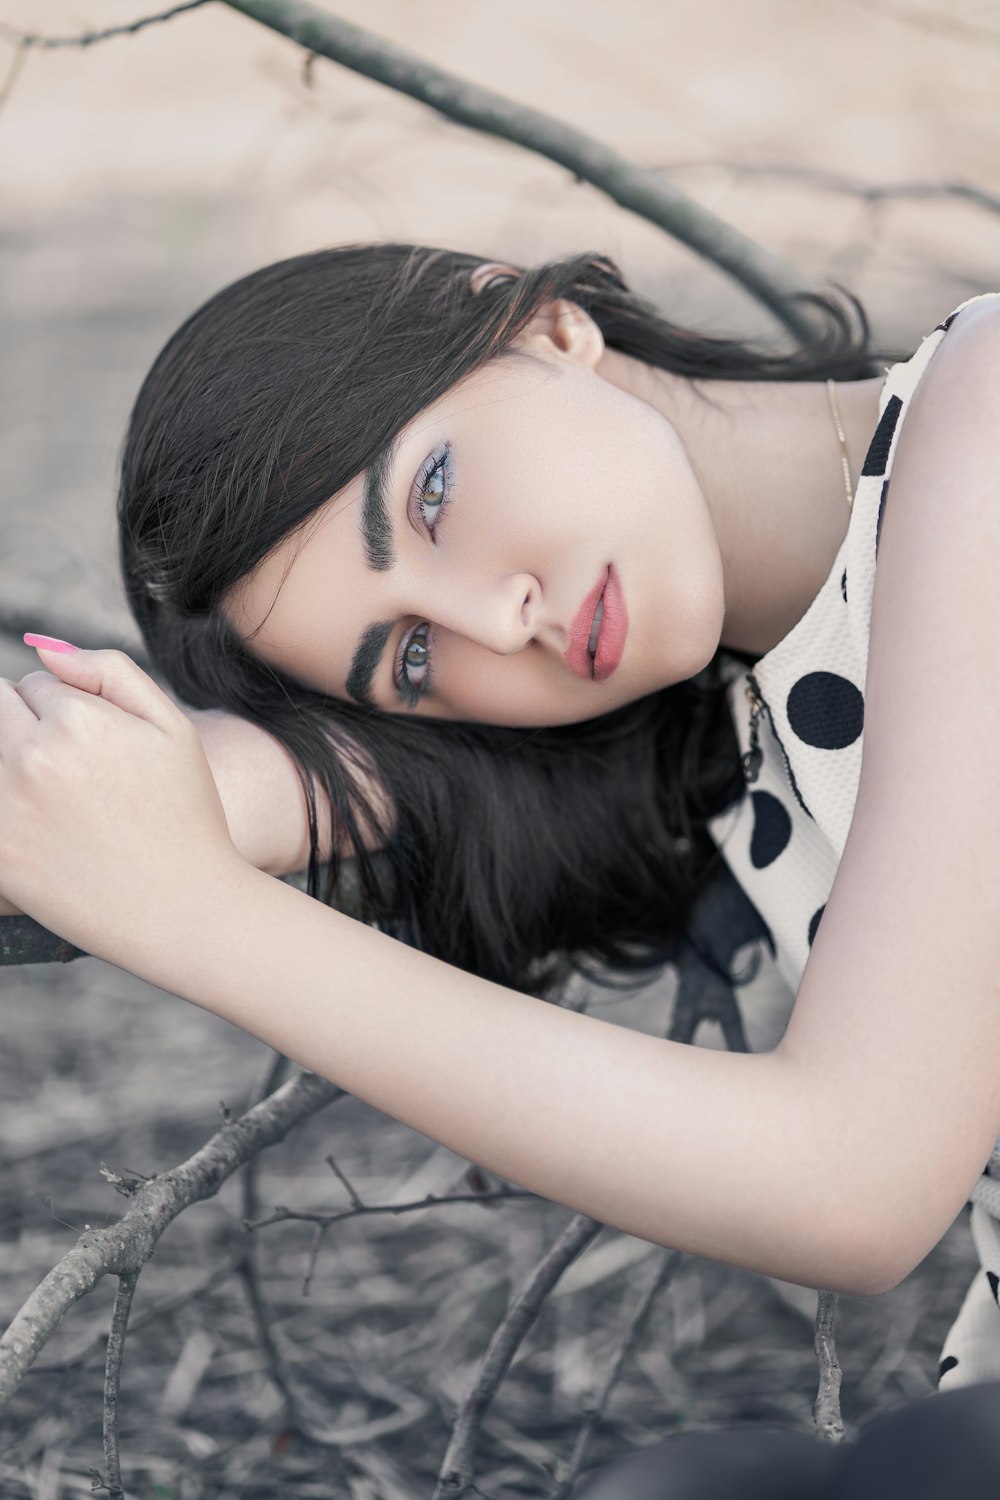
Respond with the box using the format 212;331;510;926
23;633;80;653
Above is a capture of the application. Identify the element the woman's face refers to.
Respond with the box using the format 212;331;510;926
224;295;726;728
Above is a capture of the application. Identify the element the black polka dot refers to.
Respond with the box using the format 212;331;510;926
840;568;847;603
938;1355;959;1380
988;1271;999;1305
862;395;902;478
787;672;864;751
876;478;890;556
808;906;825;947
749;790;792;869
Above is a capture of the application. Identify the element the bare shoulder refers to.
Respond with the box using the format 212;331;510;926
777;297;1000;1292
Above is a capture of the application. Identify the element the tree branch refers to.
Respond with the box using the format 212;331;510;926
228;1054;429;1451
433;1212;604;1500
812;1290;845;1442
0;602;154;669
552;1247;682;1498
218;0;823;342
0;0;832;341
244;1185;535;1233
847;0;1000;49
0;1068;341;1408
100;1268;140;1500
0;1;213;51
0;35;27;115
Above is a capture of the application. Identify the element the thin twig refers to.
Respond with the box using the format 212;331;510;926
847;0;1000;49
812;1290;845;1442
217;0;822;343
235;1052;316;1438
433;1213;604;1500
0;36;27;115
660;157;1000;220
0;1069;342;1408
325;1152;364;1209
0;1;213;51
244;1186;535;1232
100;1268;140;1499
551;1247;683;1498
0;603;153;669
30;1252;242;1376
300;1221;327;1297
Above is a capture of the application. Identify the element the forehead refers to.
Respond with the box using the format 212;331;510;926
222;495;350;664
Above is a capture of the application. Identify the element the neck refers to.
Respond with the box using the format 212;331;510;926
596;348;886;657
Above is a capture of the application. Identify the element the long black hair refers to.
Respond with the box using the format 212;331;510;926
117;244;908;997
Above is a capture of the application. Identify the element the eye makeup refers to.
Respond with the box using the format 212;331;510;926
393;442;454;708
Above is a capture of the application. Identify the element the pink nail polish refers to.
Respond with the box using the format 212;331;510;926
23;633;80;653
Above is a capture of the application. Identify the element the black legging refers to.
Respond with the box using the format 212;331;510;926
565;1383;1000;1499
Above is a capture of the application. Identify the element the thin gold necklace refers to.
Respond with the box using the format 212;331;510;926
826;379;854;511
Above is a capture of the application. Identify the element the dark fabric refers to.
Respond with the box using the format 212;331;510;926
566;1382;1000;1499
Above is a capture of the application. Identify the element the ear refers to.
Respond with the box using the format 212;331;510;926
511;296;605;371
468;261;605;370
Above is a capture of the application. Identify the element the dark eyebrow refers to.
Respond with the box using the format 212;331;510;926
361;433;399;572
345;433;401;707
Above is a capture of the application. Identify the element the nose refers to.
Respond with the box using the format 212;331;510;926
418;570;540;655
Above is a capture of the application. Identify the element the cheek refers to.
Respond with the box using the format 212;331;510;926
444;658;553;726
436;647;613;729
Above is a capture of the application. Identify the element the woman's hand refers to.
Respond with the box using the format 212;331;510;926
0;642;248;964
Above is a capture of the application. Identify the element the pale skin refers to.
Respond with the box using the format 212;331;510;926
222;262;886;730
2;283;1000;1303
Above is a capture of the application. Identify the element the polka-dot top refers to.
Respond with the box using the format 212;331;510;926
706;289;1000;1393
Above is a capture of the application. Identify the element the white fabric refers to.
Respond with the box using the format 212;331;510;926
705;290;1000;1391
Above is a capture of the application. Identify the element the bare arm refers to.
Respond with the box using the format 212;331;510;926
123;856;872;1296
0;706;338;915
186;708;326;878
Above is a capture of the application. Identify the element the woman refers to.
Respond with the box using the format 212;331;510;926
3;244;1000;1493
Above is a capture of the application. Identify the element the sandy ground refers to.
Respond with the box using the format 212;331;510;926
1;1;998;1493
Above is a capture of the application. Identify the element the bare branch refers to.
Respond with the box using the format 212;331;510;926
812;1290;845;1442
31;1252;242;1377
217;0;821;342
0;911;87;966
0;36;27;116
100;1269;140;1500
325;1151;365;1209
0;1068;341;1408
234;1055;335;1443
657;157;1000;220
0;1;213;51
552;1247;682;1498
244;1185;536;1232
433;1212;603;1500
0;602;154;667
847;0;1000;49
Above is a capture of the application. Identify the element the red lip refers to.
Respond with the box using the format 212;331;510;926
564;565;628;683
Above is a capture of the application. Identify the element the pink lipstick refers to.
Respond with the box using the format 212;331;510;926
564;565;628;682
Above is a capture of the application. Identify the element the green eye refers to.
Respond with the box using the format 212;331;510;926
405;635;429;670
395;444;454;709
419;465;445;518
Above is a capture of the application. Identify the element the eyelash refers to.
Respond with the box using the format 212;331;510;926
394;443;453;709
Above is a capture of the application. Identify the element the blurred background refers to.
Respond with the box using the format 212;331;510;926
1;2;998;1496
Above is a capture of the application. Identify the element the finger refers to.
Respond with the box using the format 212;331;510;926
0;677;43;757
13;668;120;722
24;643;188;735
12;668;79;719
